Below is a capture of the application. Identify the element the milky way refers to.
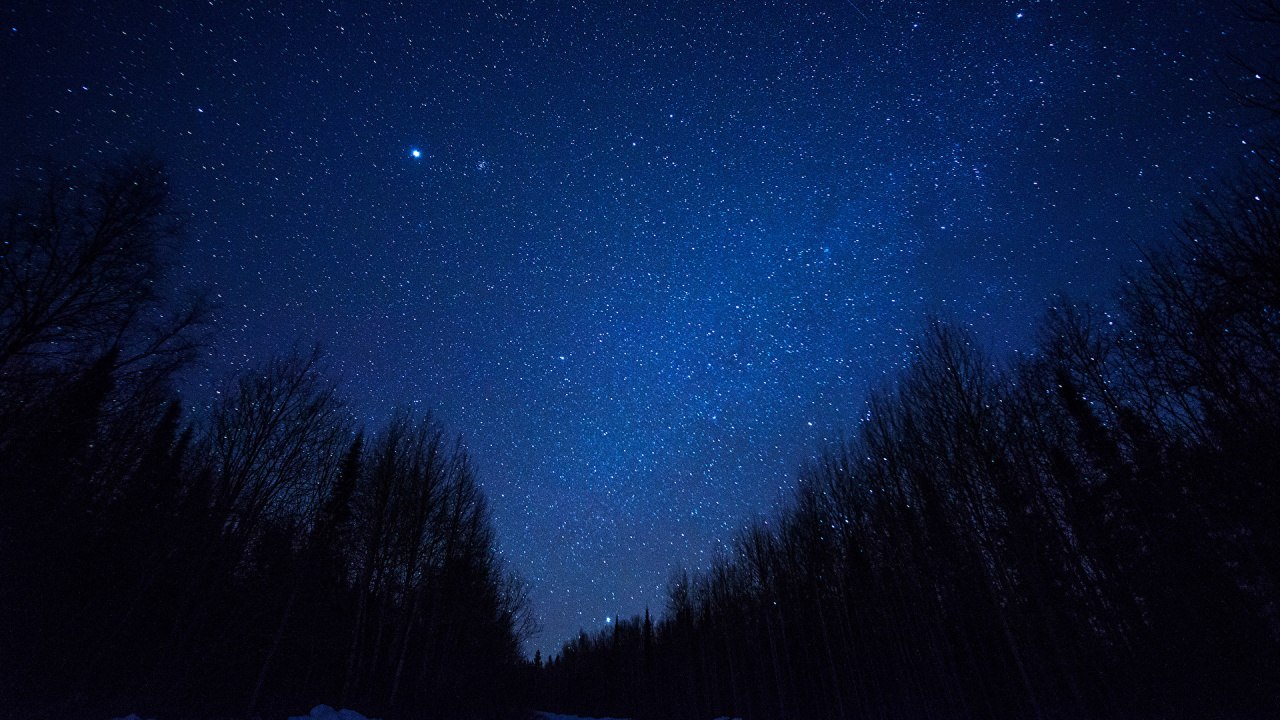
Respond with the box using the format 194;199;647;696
3;0;1268;658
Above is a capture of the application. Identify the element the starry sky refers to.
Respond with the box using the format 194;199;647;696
3;0;1271;659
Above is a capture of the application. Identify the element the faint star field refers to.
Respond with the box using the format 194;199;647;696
2;0;1269;659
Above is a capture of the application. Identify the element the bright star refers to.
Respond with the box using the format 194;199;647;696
411;149;421;158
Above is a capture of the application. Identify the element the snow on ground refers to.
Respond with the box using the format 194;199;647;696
287;704;380;720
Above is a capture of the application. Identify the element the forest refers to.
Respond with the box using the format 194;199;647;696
535;153;1280;716
5;5;1280;719
5;143;1280;720
531;9;1280;718
0;156;536;718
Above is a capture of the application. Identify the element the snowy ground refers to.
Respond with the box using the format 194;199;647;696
286;706;381;720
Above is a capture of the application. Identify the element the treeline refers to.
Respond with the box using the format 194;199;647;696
0;157;534;719
535;146;1280;720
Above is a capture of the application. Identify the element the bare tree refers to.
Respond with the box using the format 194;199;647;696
207;349;350;545
0;155;209;380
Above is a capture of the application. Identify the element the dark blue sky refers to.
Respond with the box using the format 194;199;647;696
3;0;1270;658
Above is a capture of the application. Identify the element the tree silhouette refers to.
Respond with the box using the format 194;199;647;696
0;157;529;720
537;156;1280;716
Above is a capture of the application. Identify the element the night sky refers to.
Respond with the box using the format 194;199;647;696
3;0;1270;659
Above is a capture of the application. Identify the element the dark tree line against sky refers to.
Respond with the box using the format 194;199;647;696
533;139;1280;719
532;8;1280;717
5;1;1280;719
5;126;1279;719
0;159;535;718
